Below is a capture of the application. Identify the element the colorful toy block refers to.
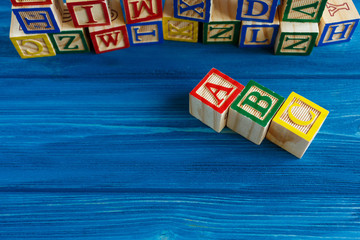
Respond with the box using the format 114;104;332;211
163;0;199;42
66;0;111;28
122;0;163;24
127;19;164;46
266;92;329;158
174;0;213;23
274;22;319;55
189;68;245;133
280;0;328;22
202;0;240;44
239;10;279;47
12;0;63;34
11;0;52;7
237;0;278;23
227;81;284;145
89;0;130;53
316;0;360;46
10;13;56;59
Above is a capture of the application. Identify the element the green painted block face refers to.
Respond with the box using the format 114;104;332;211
230;80;285;127
275;32;318;56
282;0;328;22
49;30;90;54
203;21;241;44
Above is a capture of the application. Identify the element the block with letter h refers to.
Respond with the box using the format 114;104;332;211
316;0;360;46
189;68;245;133
127;19;164;46
280;0;328;22
227;81;284;145
237;0;278;23
174;0;213;23
266;92;329;158
122;0;163;24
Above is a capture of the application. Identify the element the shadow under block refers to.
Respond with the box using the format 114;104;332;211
11;0;52;7
89;0;130;53
266;92;329;159
202;0;240;44
227;80;284;145
10;13;56;59
12;0;63;34
316;0;360;46
274;22;319;55
173;0;213;23
280;0;328;22
66;0;111;28
239;10;279;47
122;0;163;24
189;68;245;133
163;0;199;42
237;0;278;23
127;20;164;46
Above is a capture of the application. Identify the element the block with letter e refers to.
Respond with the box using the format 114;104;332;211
189;68;245;133
280;0;328;22
122;0;163;24
266;92;329;159
11;0;52;7
227;81;284;145
316;0;360;46
127;19;164;46
237;0;278;23
174;0;213;23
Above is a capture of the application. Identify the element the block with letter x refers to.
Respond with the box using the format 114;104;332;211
280;0;328;22
189;68;245;133
174;0;213;23
266;92;329;159
122;0;163;24
227;80;284;145
237;0;278;23
11;0;53;7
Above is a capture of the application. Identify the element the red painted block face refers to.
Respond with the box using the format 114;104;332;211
11;0;52;7
123;0;163;24
90;26;130;54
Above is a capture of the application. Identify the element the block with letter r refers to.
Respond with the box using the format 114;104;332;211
127;20;164;46
203;21;241;44
174;0;213;23
122;0;163;24
280;0;328;22
11;0;52;7
316;0;360;46
237;0;278;23
227;80;284;145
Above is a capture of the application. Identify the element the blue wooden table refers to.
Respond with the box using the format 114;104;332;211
1;1;360;239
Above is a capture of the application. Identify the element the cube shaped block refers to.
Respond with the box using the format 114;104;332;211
11;0;53;7
127;20;164;46
122;0;163;24
280;0;328;22
174;0;213;23
237;0;278;23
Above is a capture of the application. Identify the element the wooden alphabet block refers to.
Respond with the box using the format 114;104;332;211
266;92;329;158
280;0;328;22
274;22;319;55
227;80;285;145
122;0;163;24
10;13;56;59
189;68;245;133
174;0;213;23
237;0;278;23
66;0;111;28
239;10;279;47
12;0;63;34
316;0;360;46
89;0;130;54
202;0;240;44
163;0;199;42
11;0;52;7
127;19;164;46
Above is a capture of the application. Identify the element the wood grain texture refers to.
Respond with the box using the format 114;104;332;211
1;0;360;238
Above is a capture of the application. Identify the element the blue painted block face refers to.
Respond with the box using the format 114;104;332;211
237;0;278;23
174;0;211;23
127;21;164;46
239;24;279;47
317;19;359;46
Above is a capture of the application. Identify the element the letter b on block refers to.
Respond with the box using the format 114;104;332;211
237;0;278;23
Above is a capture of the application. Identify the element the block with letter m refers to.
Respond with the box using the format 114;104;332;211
122;0;163;24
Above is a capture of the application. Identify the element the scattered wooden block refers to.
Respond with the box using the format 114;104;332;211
66;0;111;28
174;0;213;23
11;0;52;7
89;0;130;54
122;0;163;24
12;0;63;34
239;9;279;47
266;92;329;158
189;68;245;133
316;0;360;46
227;80;285;145
163;0;199;43
274;22;319;55
10;13;56;58
280;0;328;22
237;0;278;23
127;19;164;46
202;0;240;44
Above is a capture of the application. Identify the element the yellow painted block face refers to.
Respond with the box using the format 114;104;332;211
11;35;56;59
163;17;198;42
272;92;329;142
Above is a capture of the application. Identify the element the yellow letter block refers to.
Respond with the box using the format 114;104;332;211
266;92;329;158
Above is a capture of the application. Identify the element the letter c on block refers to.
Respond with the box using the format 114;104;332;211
21;39;43;55
288;102;316;126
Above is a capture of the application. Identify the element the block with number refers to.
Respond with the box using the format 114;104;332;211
202;0;240;44
189;68;245;133
266;92;329;158
274;22;319;55
316;0;360;46
12;0;63;34
10;13;56;59
66;0;111;28
89;0;130;53
11;0;52;7
280;0;328;22
227;81;284;145
127;19;164;46
122;0;163;24
237;0;278;23
163;0;199;43
174;0;213;23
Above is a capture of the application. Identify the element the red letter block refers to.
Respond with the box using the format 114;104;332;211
11;0;52;7
122;0;163;24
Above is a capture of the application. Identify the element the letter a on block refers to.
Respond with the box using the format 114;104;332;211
123;0;163;24
266;92;329;158
189;68;245;133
